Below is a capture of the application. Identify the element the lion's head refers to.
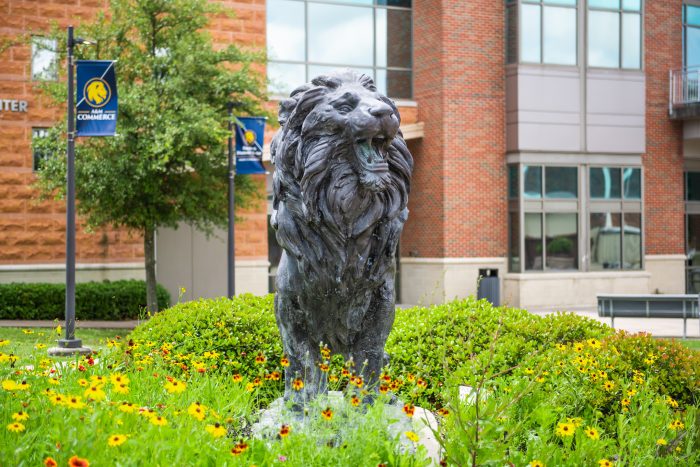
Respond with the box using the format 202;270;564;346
271;70;413;282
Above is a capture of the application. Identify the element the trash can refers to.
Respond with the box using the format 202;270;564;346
477;269;500;306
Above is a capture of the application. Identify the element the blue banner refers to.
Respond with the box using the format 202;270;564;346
235;116;266;175
76;60;117;137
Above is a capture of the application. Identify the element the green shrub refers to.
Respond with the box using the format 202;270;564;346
0;280;170;320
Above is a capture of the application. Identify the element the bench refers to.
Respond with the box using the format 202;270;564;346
597;294;700;339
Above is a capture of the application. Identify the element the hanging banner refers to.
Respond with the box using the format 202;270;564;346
76;60;117;137
235;116;266;175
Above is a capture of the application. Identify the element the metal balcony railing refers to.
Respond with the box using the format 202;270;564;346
670;68;700;116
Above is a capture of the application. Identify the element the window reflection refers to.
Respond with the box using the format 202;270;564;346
308;4;374;66
31;37;58;81
267;0;305;61
623;213;642;269
525;213;543;270
590;167;621;199
521;4;541;63
622;168;641;199
687;172;700;201
622;13;641;69
545;213;578;270
590;212;622;270
509;212;520;272
545;166;577;199
588;10;620;67
268;62;306;96
523;166;542;199
543;6;576;65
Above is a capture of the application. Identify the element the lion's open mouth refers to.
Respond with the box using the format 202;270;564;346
355;137;389;172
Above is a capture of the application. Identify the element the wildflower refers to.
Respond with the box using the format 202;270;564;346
110;374;130;386
188;402;207;421
587;338;601;349
573;342;585;352
379;384;389;394
669;419;685;430
626;388;637;397
2;380;17;391
84;385;106;401
529;461;545;467
381;373;392;383
321;407;333;420
0;339;9;346
329;374;339;383
269;371;282;381
90;375;107;385
341;368;350;378
319;363;330;373
164;380;186;394
567;417;583;427
598;460;613;467
76;378;89;387
585;427;600;440
35;343;47;349
279;424;291;438
621;398;631;407
232;374;243;383
404;431;419;442
118;402;136;413
47;377;60;386
44;458;58;467
556;343;567;351
245;382;256;392
206;423;227;438
416;378;428;389
406;373;415;382
535;376;546;383
113;383;129;395
292;378;304;391
7;422;25;432
320;346;331;359
66;396;86;409
603;381;615;391
255;353;267;365
22;329;34;335
403;403;415;418
666;396;679;408
350;395;360;407
231;441;249;455
12;411;29;421
150;416;168;427
598;370;608;379
280;356;290;367
555;422;576;437
523;367;535;375
68;455;89;467
352;376;364;388
437;408;450;417
49;394;65;406
107;434;127;447
140;408;157;419
657;438;667;446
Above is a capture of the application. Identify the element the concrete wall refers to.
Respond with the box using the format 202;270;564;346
0;263;144;284
157;224;269;302
645;254;686;294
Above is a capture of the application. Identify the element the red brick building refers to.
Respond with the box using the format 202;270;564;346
0;0;694;309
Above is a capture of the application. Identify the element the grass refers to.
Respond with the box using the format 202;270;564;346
679;339;700;351
0;327;125;357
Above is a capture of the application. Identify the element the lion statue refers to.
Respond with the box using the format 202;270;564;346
270;70;413;404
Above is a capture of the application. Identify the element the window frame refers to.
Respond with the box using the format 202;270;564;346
266;0;413;99
518;0;579;66
586;0;643;70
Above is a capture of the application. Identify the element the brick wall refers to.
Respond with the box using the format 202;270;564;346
403;0;506;259
0;0;268;264
644;0;685;256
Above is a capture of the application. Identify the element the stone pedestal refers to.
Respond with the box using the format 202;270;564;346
47;346;93;356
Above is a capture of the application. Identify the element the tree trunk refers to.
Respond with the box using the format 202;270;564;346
144;226;158;314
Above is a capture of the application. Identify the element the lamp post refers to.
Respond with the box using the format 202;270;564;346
50;26;94;356
227;102;236;298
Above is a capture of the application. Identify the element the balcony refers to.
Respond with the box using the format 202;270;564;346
670;68;700;120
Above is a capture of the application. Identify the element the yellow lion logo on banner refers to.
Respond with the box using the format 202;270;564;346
85;79;110;107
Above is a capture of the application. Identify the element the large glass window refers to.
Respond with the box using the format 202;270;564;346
267;0;412;98
685;5;700;68
31;37;58;81
588;0;642;69
518;0;577;65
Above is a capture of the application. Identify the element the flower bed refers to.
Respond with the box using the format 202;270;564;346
1;296;699;465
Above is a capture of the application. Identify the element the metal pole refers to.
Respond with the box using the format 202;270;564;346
60;25;82;349
227;102;236;298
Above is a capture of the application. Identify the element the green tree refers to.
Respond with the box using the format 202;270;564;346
32;0;268;312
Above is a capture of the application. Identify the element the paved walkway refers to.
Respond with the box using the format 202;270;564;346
0;320;140;329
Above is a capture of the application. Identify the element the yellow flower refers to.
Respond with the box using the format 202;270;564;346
587;338;601;349
666;396;679;408
437;408;451;417
535;376;546;383
7;422;25;433
16;381;29;391
2;380;18;391
206;423;227;438
279;424;291;438
232;374;243;383
403;403;415;418
0;339;10;346
66;396;86;409
188;402;207;421
621;398;631;407
626;388;637;397
164;380;186;394
47;377;60;386
350;395;361;407
529;461;545;467
555;343;567;351
603;381;615;391
567;417;583;428
245;382;256;392
21;329;34;335
585;427;600;440
598;460;613;467
12;411;29;422
107;434;127;447
404;431;419;443
573;342;585;353
231;441;249;456
113;383;130;395
523;367;535;375
321;407;334;420
669;419;685;430
555;422;576;437
49;394;65;406
90;375;107;386
292;378;304;391
329;374;339;383
118;402;137;413
254;353;267;365
77;378;90;387
35;343;47;350
150;416;168;427
110;374;130;386
656;438;667;446
280;356;290;367
85;385;106;401
55;325;62;335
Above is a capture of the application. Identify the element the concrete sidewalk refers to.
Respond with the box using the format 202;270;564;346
0;320;140;329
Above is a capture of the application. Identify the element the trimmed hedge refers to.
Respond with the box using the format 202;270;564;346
0;280;170;320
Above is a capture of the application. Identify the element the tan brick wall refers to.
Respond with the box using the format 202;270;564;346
644;1;685;256
0;0;268;266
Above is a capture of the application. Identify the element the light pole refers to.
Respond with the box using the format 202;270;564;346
227;102;236;298
50;26;94;356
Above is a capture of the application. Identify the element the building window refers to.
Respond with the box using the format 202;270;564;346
31;37;58;81
508;163;643;273
266;0;412;99
508;0;578;65
32;128;49;171
684;4;700;68
587;0;642;69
